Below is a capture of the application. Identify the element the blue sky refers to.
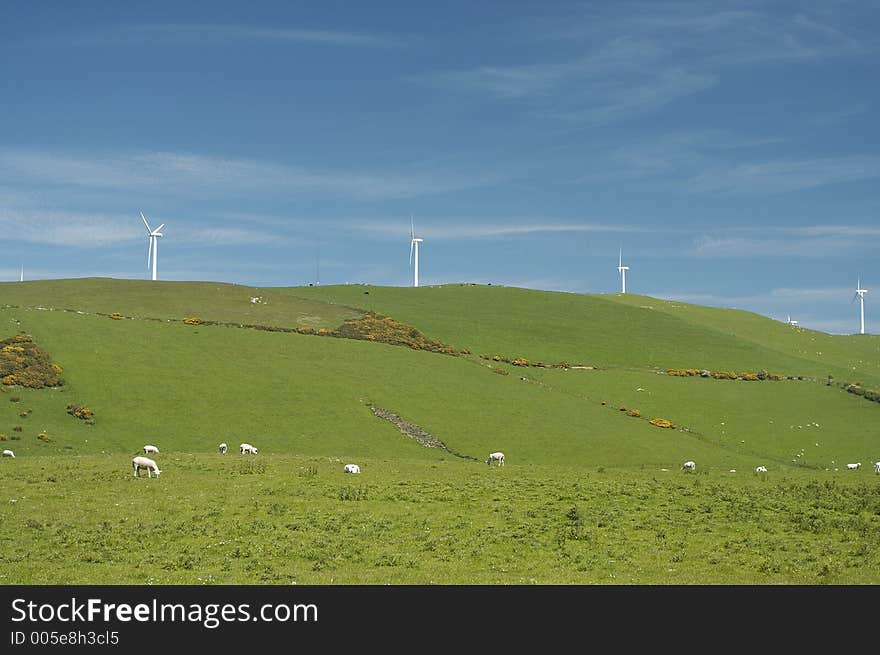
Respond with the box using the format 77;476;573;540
1;0;878;334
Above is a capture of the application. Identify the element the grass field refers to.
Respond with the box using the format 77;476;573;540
2;455;878;584
0;278;878;584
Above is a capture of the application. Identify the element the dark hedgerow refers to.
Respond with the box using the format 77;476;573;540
846;382;880;405
479;354;592;370
171;311;471;357
667;367;786;381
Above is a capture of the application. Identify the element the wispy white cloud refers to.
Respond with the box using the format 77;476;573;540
0;209;139;246
184;226;303;246
409;36;662;100
549;69;717;124
576;4;867;65
349;219;674;241
58;23;406;48
136;23;401;47
687;156;880;195
411;42;712;124
575;130;785;184
418;62;570;99
0;148;506;200
573;132;880;196
691;229;880;258
413;3;868;126
760;225;880;238
0;208;304;248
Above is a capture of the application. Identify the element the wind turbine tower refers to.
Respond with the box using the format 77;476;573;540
617;249;629;294
140;212;165;281
854;276;868;334
409;216;423;288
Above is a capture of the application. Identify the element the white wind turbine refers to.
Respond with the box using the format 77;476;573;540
617;248;629;294
853;276;868;334
141;212;165;281
409;216;423;288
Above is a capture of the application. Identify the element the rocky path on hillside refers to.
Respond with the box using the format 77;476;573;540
369;405;479;461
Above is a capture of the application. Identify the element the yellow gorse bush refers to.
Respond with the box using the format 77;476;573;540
0;334;64;388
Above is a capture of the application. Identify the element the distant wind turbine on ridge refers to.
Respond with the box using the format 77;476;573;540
853;276;868;334
617;248;629;294
140;212;165;281
409;215;423;288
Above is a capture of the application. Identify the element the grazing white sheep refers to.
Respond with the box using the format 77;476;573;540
486;452;505;466
132;456;161;478
755;465;768;473
143;445;159;455
218;442;228;454
681;460;696;471
847;462;861;470
240;443;258;455
343;464;360;474
2;449;15;458
874;461;880;474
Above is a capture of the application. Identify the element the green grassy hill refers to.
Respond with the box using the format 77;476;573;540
1;278;878;584
288;284;880;387
1;278;877;468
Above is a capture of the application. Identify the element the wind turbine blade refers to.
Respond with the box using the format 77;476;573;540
410;215;415;240
141;212;151;232
619;248;622;268
147;237;153;270
409;239;414;266
155;224;165;233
